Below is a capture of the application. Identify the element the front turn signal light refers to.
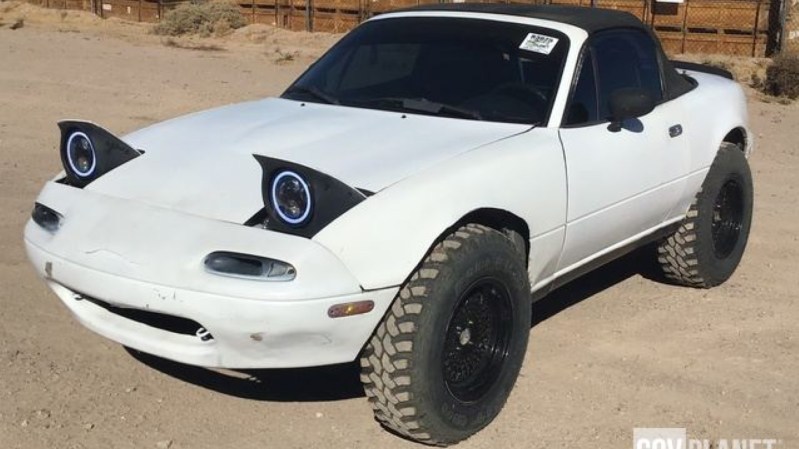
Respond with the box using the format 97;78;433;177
327;300;375;318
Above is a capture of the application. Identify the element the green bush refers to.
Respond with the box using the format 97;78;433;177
153;1;246;37
763;54;799;99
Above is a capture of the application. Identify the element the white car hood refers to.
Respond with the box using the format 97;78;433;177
88;98;529;223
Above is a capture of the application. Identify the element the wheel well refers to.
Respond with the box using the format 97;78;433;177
722;127;747;152
396;208;531;296
453;208;530;262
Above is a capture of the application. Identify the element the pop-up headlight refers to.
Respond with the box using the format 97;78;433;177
58;121;142;187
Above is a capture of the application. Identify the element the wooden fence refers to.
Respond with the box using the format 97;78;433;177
25;0;783;56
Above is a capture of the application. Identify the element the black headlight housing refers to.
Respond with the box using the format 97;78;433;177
249;156;367;238
58;121;142;187
271;170;314;226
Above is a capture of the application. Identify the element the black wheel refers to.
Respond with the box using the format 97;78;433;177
360;224;531;445
657;142;754;287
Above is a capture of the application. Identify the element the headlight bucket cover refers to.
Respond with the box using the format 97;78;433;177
58;121;142;187
253;156;366;238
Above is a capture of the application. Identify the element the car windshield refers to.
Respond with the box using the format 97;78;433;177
282;17;569;125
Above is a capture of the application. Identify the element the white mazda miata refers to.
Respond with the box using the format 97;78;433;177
24;4;754;445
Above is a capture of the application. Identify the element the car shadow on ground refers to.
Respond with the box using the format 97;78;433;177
126;348;365;401
127;246;666;402
531;245;665;327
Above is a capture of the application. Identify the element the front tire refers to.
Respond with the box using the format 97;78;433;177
657;143;754;287
360;224;531;445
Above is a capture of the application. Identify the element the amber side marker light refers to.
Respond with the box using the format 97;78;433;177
327;300;374;318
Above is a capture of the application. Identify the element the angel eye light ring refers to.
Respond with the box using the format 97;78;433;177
65;131;97;178
270;170;312;225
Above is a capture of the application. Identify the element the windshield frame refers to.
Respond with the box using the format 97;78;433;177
282;16;571;126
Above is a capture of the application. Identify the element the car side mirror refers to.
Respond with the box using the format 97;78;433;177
607;87;655;132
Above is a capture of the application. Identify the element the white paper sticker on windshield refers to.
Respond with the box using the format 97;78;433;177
519;33;559;55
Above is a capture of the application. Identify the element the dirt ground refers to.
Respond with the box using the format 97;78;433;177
1;4;797;449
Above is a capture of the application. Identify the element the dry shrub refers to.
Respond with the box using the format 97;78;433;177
161;37;225;51
213;18;231;36
762;54;799;99
153;0;245;36
272;47;298;64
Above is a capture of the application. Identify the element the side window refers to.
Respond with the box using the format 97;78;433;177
592;30;663;119
565;50;599;126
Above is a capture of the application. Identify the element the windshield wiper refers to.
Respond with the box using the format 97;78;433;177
354;97;482;121
284;85;340;105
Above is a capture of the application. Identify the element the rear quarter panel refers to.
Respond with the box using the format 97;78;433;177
664;71;752;220
680;71;753;169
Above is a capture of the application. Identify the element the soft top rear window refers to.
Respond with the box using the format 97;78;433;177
283;17;570;125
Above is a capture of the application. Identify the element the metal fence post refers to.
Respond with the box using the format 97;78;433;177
306;0;312;31
779;0;788;53
681;0;689;54
752;0;762;57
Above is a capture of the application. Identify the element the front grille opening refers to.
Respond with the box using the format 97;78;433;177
79;295;214;342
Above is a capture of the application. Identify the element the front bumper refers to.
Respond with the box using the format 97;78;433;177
24;182;398;369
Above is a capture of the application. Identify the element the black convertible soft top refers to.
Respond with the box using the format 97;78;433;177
395;3;696;101
397;3;647;34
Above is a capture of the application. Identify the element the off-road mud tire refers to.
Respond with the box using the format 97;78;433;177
657;142;753;287
360;224;531;445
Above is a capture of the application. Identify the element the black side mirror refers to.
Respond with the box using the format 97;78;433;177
608;87;655;131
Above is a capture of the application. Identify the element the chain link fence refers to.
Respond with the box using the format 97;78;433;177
782;0;799;53
25;0;789;56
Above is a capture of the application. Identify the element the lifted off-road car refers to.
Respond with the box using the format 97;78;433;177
25;4;753;445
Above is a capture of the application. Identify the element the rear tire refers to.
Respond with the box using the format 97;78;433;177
657;143;753;287
360;224;531;445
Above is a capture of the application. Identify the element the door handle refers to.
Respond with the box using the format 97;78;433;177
669;124;683;138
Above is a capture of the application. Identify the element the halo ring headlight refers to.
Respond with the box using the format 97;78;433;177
65;131;97;178
271;170;312;226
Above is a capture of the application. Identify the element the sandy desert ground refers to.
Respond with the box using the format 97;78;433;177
1;4;797;449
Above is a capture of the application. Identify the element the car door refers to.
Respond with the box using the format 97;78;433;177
556;29;688;272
